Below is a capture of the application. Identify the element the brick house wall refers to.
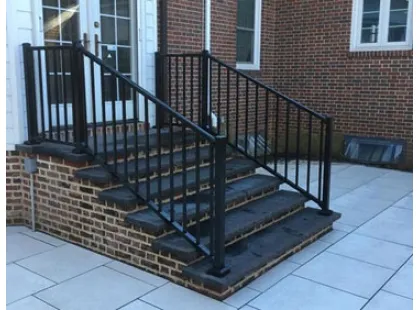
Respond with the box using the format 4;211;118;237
161;0;413;169
275;0;413;169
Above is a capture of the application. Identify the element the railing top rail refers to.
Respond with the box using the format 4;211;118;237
206;54;329;121
159;53;203;57
28;45;74;51
75;43;216;142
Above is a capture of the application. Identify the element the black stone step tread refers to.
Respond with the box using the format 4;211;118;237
126;174;283;234
182;208;340;292
98;158;258;208
151;190;307;261
75;145;216;184
16;142;93;163
16;128;195;164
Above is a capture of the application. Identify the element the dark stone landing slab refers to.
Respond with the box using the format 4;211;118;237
98;158;258;209
183;208;340;293
126;174;283;235
152;190;308;262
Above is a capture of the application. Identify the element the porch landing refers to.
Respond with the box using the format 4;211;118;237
6;163;413;310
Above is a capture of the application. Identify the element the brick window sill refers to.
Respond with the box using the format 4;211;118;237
348;50;413;58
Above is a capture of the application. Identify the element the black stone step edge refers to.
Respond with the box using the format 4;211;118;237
14;129;195;164
74;145;218;185
125;174;283;235
151;190;308;262
97;159;258;209
182;208;341;295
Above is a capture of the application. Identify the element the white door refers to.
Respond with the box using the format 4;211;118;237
39;0;145;128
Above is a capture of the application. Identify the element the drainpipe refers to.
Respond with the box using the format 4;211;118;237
204;0;211;52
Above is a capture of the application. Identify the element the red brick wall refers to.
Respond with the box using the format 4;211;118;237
275;0;413;168
160;0;413;168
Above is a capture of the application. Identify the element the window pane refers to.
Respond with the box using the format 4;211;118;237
103;75;117;101
118;47;131;73
237;0;255;28
389;10;408;27
44;0;58;7
361;28;379;43
390;0;408;10
102;46;116;68
362;12;380;28
363;0;380;12
388;26;406;41
61;11;79;42
116;0;130;17
119;77;132;100
237;29;254;63
101;16;115;44
101;0;115;15
60;0;78;9
43;8;60;41
117;19;130;45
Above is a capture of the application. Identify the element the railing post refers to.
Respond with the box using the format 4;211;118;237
209;135;230;277
22;43;40;144
320;116;333;216
201;50;209;130
71;41;87;153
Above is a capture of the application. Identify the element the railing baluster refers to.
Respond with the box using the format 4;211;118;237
90;59;97;154
195;132;201;244
183;55;186;116
264;90;269;165
245;79;249;153
122;82;128;182
235;72;239;148
52;49;61;141
274;97;279;173
307;115;313;192
62;49;69;143
168;56;172;108
133;89;139;192
226;69;230;140
145;97;150;201
318;120;324;200
182;123;187;231
45;49;53;140
209;58;213;130
209;143;215;255
111;75;118;173
156;98;163;212
169;115;175;222
36;50;46;139
254;85;259;159
321;117;333;215
190;56;194;122
285;102;290;178
217;63;221;135
296;109;301;186
100;66;107;158
176;56;179;113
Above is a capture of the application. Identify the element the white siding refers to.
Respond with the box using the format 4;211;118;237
6;0;35;150
139;0;158;125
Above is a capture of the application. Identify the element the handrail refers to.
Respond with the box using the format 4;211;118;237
207;55;328;121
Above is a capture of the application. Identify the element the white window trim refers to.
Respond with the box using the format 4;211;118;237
236;0;262;70
350;0;413;52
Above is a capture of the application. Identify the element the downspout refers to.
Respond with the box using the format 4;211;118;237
204;0;211;52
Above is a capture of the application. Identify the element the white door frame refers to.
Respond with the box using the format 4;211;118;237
33;0;157;127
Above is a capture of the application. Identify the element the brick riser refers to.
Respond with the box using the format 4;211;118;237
8;149;340;300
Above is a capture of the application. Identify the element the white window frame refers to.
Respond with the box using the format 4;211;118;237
236;0;262;70
350;0;413;52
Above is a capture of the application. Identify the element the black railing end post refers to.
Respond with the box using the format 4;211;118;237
319;116;333;216
71;41;87;153
22;43;40;144
201;50;210;131
208;135;230;277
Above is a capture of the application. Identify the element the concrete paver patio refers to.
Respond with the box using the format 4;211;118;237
6;163;413;309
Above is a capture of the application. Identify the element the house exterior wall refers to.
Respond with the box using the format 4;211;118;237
162;0;413;169
274;0;413;169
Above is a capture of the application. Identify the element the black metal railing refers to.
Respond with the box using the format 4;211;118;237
157;50;333;214
22;42;229;276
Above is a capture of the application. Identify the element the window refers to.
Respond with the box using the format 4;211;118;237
350;0;413;51
236;0;261;70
